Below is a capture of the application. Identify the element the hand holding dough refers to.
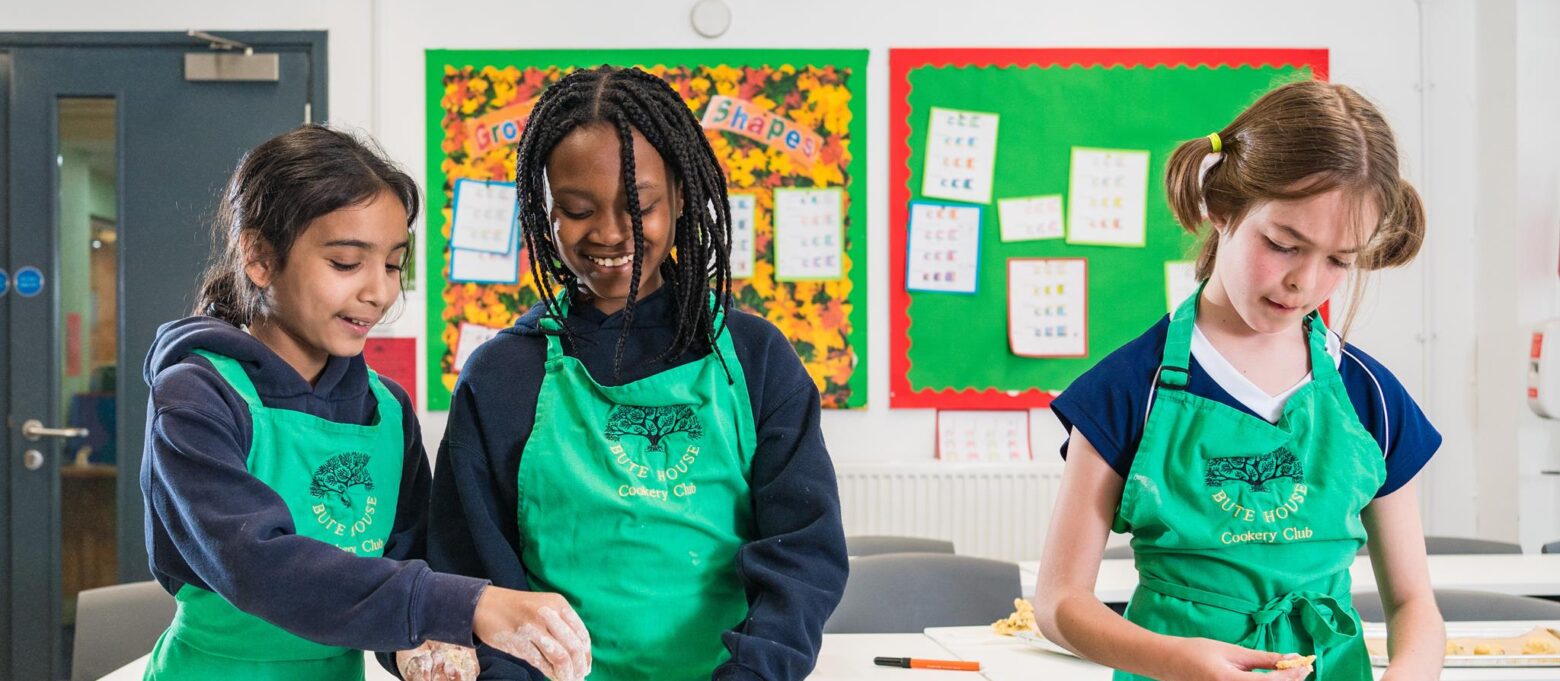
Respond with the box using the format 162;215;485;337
1274;654;1315;670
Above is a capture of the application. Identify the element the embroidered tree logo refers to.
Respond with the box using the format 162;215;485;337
309;451;375;508
1204;448;1304;492
604;405;703;453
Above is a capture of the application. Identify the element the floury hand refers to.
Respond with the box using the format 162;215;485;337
396;640;480;681
472;586;592;680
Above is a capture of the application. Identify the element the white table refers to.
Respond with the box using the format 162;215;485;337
808;632;980;680
100;626;1560;680
1020;554;1560;603
824;626;1560;680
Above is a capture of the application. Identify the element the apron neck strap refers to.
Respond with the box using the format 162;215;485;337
364;368;397;422
1302;310;1336;381
538;293;571;363
1158;282;1334;390
539;290;733;380
192;349;264;408
1158;281;1202;389
196;349;397;417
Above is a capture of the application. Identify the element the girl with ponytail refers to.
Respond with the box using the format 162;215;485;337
144;125;590;681
1035;81;1445;680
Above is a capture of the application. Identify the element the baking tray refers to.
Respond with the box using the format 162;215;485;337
1364;622;1560;667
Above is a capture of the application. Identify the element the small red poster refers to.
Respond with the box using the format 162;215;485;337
66;312;82;378
364;337;418;410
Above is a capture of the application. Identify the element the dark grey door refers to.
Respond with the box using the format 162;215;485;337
1;32;325;681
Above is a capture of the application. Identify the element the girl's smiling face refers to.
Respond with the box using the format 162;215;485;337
245;188;408;381
1210;188;1377;335
545;123;677;315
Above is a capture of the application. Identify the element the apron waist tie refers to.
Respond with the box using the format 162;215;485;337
1139;576;1358;678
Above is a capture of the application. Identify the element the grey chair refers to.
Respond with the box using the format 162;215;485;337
846;534;955;557
825;553;1020;633
71;580;177;681
1543;540;1559;555
1102;545;1134;559
1352;588;1560;622
1425;536;1524;555
1358;535;1524;556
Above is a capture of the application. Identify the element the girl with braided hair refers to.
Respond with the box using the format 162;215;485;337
429;66;848;680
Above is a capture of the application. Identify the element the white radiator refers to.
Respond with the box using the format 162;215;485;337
835;463;1066;562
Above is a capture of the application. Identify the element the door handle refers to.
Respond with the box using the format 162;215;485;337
1542;469;1560;476
21;419;88;441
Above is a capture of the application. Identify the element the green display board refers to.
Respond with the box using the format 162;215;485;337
888;49;1326;409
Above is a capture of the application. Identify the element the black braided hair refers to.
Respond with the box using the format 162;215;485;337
515;66;732;382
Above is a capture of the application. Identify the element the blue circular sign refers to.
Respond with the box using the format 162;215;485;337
0;268;8;297
15;266;43;298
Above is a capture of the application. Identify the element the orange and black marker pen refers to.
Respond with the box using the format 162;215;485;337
873;656;981;672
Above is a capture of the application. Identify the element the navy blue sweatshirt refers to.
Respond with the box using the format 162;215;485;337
428;288;849;681
140;317;489;658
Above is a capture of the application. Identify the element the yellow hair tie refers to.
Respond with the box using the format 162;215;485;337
1207;133;1222;153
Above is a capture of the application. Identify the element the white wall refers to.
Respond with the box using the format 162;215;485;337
8;0;1556;543
1512;0;1560;550
1472;0;1522;545
1417;0;1481;540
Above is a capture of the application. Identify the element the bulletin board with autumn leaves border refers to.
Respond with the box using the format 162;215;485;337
426;49;869;411
889;48;1328;409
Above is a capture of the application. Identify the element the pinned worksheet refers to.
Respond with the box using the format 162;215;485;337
450;179;518;254
907;202;982;294
729;194;757;279
1066;147;1149;247
998;195;1065;242
774;187;843;280
922;107;1000;205
453;323;503;372
1164;260;1199;313
1008;258;1087;357
450;230;522;284
936;410;1032;462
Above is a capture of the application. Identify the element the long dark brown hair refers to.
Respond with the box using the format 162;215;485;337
193;124;420;326
1164;80;1425;334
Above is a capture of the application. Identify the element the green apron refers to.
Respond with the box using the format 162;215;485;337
518;297;757;681
1112;288;1385;680
145;350;404;681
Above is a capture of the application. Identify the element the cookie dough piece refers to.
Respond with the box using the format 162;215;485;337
1275;655;1316;669
991;598;1038;635
1521;636;1559;655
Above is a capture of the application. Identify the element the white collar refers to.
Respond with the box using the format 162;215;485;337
1190;323;1343;423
